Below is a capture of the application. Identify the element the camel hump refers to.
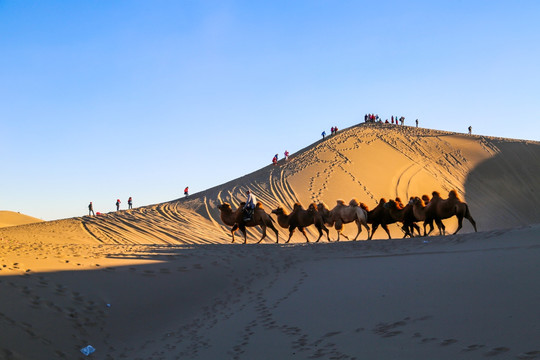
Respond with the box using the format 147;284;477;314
432;191;441;198
255;202;264;209
360;202;369;211
349;198;359;207
379;198;387;204
336;199;346;206
448;190;460;200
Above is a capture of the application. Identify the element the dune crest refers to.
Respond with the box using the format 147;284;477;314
3;124;540;245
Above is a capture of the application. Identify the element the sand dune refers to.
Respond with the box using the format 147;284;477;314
1;124;539;359
0;211;43;228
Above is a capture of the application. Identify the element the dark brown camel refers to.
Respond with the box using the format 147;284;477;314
271;202;329;243
424;190;478;235
411;195;444;235
316;199;370;241
217;202;279;244
385;198;421;238
366;198;396;240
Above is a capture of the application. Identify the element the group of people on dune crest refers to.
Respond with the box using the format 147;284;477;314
218;189;477;244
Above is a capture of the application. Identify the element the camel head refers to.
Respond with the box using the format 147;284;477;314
271;207;287;216
217;203;232;212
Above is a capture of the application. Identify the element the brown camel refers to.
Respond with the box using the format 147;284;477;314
316;199;370;241
385;198;421;238
411;196;444;235
366;198;396;240
424;190;478;235
217;202;279;244
271;203;329;243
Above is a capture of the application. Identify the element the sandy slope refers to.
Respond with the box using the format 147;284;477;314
0;211;43;228
1;123;539;359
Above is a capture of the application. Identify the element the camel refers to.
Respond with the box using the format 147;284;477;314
271;202;330;243
423;190;478;235
411;196;444;236
217;202;279;244
385;198;421;238
316;199;370;241
367;198;396;240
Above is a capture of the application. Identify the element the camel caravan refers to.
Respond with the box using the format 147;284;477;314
217;190;477;244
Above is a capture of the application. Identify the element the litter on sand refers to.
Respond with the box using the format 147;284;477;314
80;345;96;356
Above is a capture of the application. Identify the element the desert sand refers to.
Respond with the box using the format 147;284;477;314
0;211;43;229
1;123;539;359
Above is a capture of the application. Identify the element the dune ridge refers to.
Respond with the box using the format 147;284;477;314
1;124;539;360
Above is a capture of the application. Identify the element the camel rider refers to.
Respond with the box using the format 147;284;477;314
243;189;257;221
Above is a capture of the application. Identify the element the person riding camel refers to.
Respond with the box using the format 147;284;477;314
243;189;257;221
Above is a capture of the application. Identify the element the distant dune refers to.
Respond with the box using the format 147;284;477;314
1;124;539;360
0;210;42;228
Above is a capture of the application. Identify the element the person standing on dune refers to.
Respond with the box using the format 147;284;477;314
468;126;472;135
116;199;121;211
284;150;289;161
128;197;133;209
88;202;95;216
184;187;189;198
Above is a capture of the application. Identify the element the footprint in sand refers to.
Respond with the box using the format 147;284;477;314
462;344;485;352
517;350;540;359
484;347;510;357
440;339;458;346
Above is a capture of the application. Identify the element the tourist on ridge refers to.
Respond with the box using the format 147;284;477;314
416;119;418;127
468;126;472;135
116;199;121;211
321;130;326;139
284;150;289;161
184;187;189;198
88;202;95;216
128;197;133;209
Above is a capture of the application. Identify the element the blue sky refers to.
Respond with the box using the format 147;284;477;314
1;1;539;221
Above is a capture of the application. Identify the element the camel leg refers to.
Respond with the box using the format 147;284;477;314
452;216;463;235
299;227;310;243
424;220;435;236
315;226;323;243
369;223;379;240
362;223;371;240
269;223;279;243
257;225;268;244
466;214;478;232
286;226;296;243
239;225;247;244
231;224;239;243
352;220;362;241
381;224;392;239
323;225;331;242
436;219;446;235
412;223;421;237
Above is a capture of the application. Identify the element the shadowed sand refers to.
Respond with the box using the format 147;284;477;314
1;124;539;359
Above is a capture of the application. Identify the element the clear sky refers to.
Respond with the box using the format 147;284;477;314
1;1;539;221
